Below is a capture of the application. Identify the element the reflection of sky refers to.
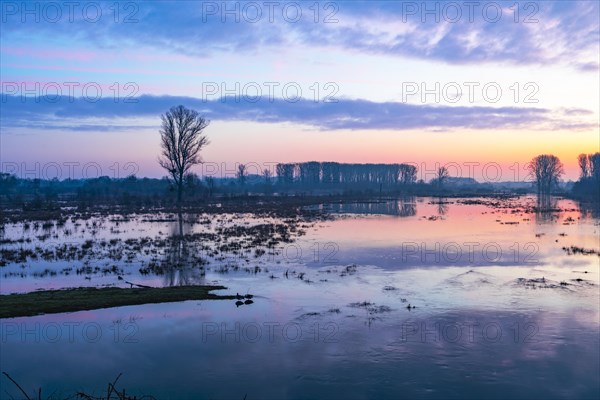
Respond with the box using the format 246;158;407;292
2;301;599;399
306;197;599;268
1;197;598;293
1;198;599;397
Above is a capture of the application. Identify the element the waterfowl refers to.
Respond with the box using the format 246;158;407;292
235;300;244;307
245;294;253;299
244;299;254;305
235;293;244;300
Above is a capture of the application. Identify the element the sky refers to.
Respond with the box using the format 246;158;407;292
1;0;599;181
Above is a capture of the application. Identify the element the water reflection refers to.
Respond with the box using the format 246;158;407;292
162;213;207;286
433;197;449;216
326;197;416;217
1;196;598;293
2;305;598;399
0;196;599;398
577;199;600;219
534;196;560;224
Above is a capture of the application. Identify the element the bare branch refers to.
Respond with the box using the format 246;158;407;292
158;105;210;203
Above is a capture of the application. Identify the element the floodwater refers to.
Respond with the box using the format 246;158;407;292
1;196;599;399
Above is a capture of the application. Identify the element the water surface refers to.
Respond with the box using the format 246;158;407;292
1;196;599;399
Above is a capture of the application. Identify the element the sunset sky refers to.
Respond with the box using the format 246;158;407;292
1;0;599;181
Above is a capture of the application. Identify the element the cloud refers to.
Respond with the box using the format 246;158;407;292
1;1;598;70
1;94;594;132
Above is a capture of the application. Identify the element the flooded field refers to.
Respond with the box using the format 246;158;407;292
1;196;599;399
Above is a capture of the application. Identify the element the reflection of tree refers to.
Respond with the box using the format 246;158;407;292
329;198;416;217
162;212;207;286
435;197;449;216
577;199;600;220
534;196;559;224
397;197;417;217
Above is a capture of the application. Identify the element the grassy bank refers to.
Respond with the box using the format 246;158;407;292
0;285;235;318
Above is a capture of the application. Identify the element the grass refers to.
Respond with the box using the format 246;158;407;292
0;285;235;318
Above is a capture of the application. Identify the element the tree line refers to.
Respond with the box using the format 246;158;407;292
271;162;417;186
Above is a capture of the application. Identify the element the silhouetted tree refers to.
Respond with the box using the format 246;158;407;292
262;168;272;184
589;153;600;183
571;153;600;199
399;164;417;185
204;176;216;198
276;164;286;184
0;173;18;195
578;153;590;179
158;105;209;204
278;163;295;184
433;166;449;189
273;161;418;190
237;164;247;186
527;154;564;195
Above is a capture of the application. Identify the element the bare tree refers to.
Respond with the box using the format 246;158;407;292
399;164;417;185
434;166;450;189
589;153;600;183
237;164;247;186
262;168;272;184
578;153;590;179
204;176;216;198
527;154;564;195
573;153;600;198
158;105;210;204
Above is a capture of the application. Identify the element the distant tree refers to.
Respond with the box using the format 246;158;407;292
399;164;417;185
578;153;590;179
279;163;295;184
184;173;201;196
204;176;216;198
434;166;450;189
262;168;272;184
276;164;286;184
158;105;209;204
321;162;340;184
589;153;600;183
237;164;247;186
527;154;564;195
0;173;18;194
572;153;600;199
